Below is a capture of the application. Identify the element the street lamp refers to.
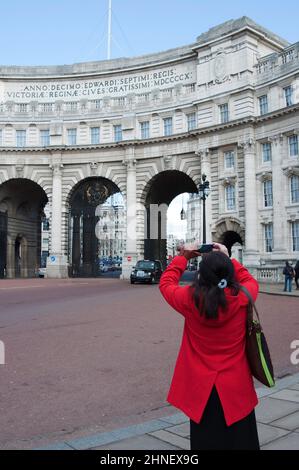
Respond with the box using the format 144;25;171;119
180;193;186;220
198;174;210;244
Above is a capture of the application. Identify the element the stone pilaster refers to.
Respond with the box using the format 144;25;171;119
121;147;137;279
269;134;287;257
196;147;212;243
46;156;68;278
238;137;259;267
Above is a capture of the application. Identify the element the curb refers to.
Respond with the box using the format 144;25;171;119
259;289;299;297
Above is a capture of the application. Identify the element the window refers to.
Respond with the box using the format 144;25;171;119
163;117;173;136
16;130;26;147
66;102;77;112
225;184;236;211
184;83;196;94
219;103;229;123
289;135;298;157
92;100;101;109
114;125;122;142
140;121;149;139
224;151;235;169
41;103;53;113
284;86;293;107
259;95;268;115
91;127;100;144
116;97;125;107
42;219;50;231
187;113;197;131
67;128;77;145
290;175;299;204
138;93;150;103
292;221;299;251
265;224;273;252
263;180;273;207
17;103;28;113
40;129;50;146
262;142;272;162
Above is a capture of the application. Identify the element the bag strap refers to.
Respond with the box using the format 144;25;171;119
239;285;261;330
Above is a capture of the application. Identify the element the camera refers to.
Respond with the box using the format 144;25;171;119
197;244;214;253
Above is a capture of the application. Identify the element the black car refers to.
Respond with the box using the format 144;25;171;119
130;260;163;284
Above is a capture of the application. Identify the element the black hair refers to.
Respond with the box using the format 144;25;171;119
191;251;240;319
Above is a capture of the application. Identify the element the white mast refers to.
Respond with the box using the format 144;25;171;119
107;0;112;60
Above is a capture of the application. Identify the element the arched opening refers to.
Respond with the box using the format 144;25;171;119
142;170;198;268
212;219;245;261
68;177;124;277
221;231;243;260
0;179;48;278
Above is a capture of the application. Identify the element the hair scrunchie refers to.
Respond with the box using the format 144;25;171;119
218;279;227;289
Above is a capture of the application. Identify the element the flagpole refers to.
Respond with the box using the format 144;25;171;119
107;0;112;59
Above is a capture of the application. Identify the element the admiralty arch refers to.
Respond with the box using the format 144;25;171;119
0;16;299;280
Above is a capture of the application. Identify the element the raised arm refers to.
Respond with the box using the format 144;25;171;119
231;258;259;303
159;256;193;318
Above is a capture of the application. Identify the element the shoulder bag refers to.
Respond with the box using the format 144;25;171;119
239;285;275;388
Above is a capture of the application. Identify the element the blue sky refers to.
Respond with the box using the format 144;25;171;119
1;0;298;66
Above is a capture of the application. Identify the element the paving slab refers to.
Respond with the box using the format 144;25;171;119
289;384;299;391
93;434;180;450
257;423;290;446
269;389;299;403
270;410;299;431
255;397;299;424
158;413;188;426
165;422;190;438
66;419;170;450
149;430;190;450
261;432;299;450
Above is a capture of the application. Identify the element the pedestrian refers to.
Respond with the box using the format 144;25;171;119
283;261;294;293
294;259;299;290
159;242;260;450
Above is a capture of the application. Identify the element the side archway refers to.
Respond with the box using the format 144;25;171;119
0;178;48;278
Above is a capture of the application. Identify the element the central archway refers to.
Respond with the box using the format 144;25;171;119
68;177;124;277
142;170;198;268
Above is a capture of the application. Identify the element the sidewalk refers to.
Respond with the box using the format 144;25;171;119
37;372;299;450
259;282;299;297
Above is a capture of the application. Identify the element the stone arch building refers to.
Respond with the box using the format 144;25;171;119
0;16;299;280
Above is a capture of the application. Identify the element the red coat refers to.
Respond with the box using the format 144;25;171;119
159;255;259;426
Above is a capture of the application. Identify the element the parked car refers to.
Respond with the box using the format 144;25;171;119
37;267;46;278
130;260;163;284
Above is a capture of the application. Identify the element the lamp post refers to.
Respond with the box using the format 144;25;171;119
199;174;210;244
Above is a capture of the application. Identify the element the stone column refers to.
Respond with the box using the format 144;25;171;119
269;134;287;257
46;158;68;278
197;147;212;243
121;147;137;280
239;137;259;267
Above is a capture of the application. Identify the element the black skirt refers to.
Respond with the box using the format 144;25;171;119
190;386;260;450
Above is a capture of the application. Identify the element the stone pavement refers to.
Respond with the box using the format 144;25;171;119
37;373;299;450
259;282;299;297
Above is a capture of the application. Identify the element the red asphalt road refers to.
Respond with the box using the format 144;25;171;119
0;277;298;449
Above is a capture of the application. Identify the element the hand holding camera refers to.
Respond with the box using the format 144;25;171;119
177;242;229;260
